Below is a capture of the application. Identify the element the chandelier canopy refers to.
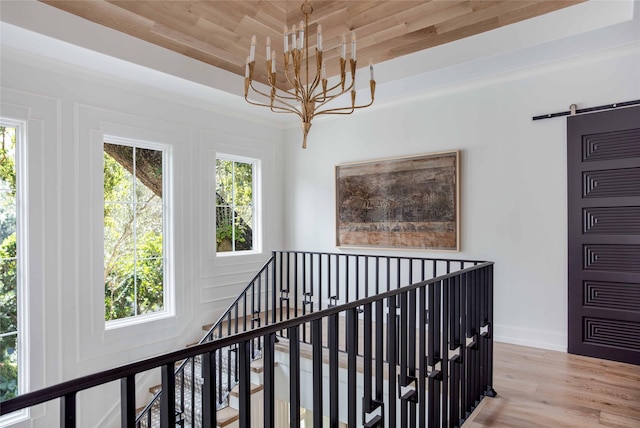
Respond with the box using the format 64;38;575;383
244;1;376;149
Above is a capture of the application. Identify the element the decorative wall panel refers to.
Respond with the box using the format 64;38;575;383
583;168;640;198
582;128;640;161
584;317;640;351
583;206;640;234
584;280;640;311
583;244;640;273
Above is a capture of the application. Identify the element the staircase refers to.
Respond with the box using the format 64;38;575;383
133;251;495;427
0;251;495;428
138;327;272;428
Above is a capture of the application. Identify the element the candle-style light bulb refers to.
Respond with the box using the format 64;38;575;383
245;56;250;78
369;58;374;81
341;33;346;59
299;20;305;50
283;25;289;53
272;50;276;72
250;35;256;62
317;24;322;51
266;36;271;60
351;32;357;61
291;24;297;51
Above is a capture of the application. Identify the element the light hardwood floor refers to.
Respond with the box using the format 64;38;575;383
463;342;640;427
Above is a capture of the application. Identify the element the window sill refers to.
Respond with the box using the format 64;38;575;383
105;310;175;331
214;250;267;267
0;409;28;428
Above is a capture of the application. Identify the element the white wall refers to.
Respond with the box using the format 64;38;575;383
0;50;285;427
1;1;639;426
282;43;640;352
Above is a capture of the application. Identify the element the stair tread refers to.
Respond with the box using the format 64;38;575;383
216;406;239;427
230;382;264;396
250;359;264;373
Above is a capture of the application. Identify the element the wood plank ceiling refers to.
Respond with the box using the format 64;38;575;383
40;1;584;87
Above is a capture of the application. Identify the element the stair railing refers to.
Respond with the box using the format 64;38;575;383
136;253;277;426
1;252;494;428
138;251;489;426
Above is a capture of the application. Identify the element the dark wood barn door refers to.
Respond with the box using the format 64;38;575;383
568;105;640;365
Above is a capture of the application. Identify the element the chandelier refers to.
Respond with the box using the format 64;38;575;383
244;1;376;149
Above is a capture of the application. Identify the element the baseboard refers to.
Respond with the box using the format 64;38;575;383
493;324;567;352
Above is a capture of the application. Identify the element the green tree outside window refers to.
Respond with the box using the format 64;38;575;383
0;126;18;402
104;143;165;321
215;158;254;253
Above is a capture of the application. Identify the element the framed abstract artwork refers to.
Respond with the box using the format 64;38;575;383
335;151;460;251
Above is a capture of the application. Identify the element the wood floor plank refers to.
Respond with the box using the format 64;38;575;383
464;342;640;427
600;410;640;428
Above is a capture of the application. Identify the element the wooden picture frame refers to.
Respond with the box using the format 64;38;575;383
335;151;460;251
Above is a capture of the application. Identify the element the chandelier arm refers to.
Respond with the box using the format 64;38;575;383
320;75;356;98
244;95;303;118
270;106;303;118
248;80;298;103
246;82;277;101
270;99;304;116
316;87;375;115
255;69;301;100
266;84;306;101
310;79;357;109
305;54;322;96
316;97;375;115
246;84;303;116
283;63;305;99
292;49;309;99
307;75;321;98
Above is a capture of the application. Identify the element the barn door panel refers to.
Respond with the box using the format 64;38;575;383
567;105;640;365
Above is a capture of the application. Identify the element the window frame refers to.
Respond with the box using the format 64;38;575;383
103;135;175;330
0;119;29;425
215;153;261;257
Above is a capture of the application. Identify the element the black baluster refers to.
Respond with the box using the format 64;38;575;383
121;375;135;428
387;295;397;426
347;308;357;427
60;392;76;428
202;350;217;428
238;341;251;428
418;286;427;427
289;326;301;428
160;363;176;427
329;313;339;428
442;278;450;427
264;333;276;428
487;265;496;398
312;319;324;428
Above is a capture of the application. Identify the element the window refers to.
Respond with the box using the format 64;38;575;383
215;156;257;254
103;140;170;323
0;125;21;404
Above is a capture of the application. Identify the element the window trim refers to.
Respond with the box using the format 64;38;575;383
0;119;29;424
215;153;261;258
103;135;175;330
